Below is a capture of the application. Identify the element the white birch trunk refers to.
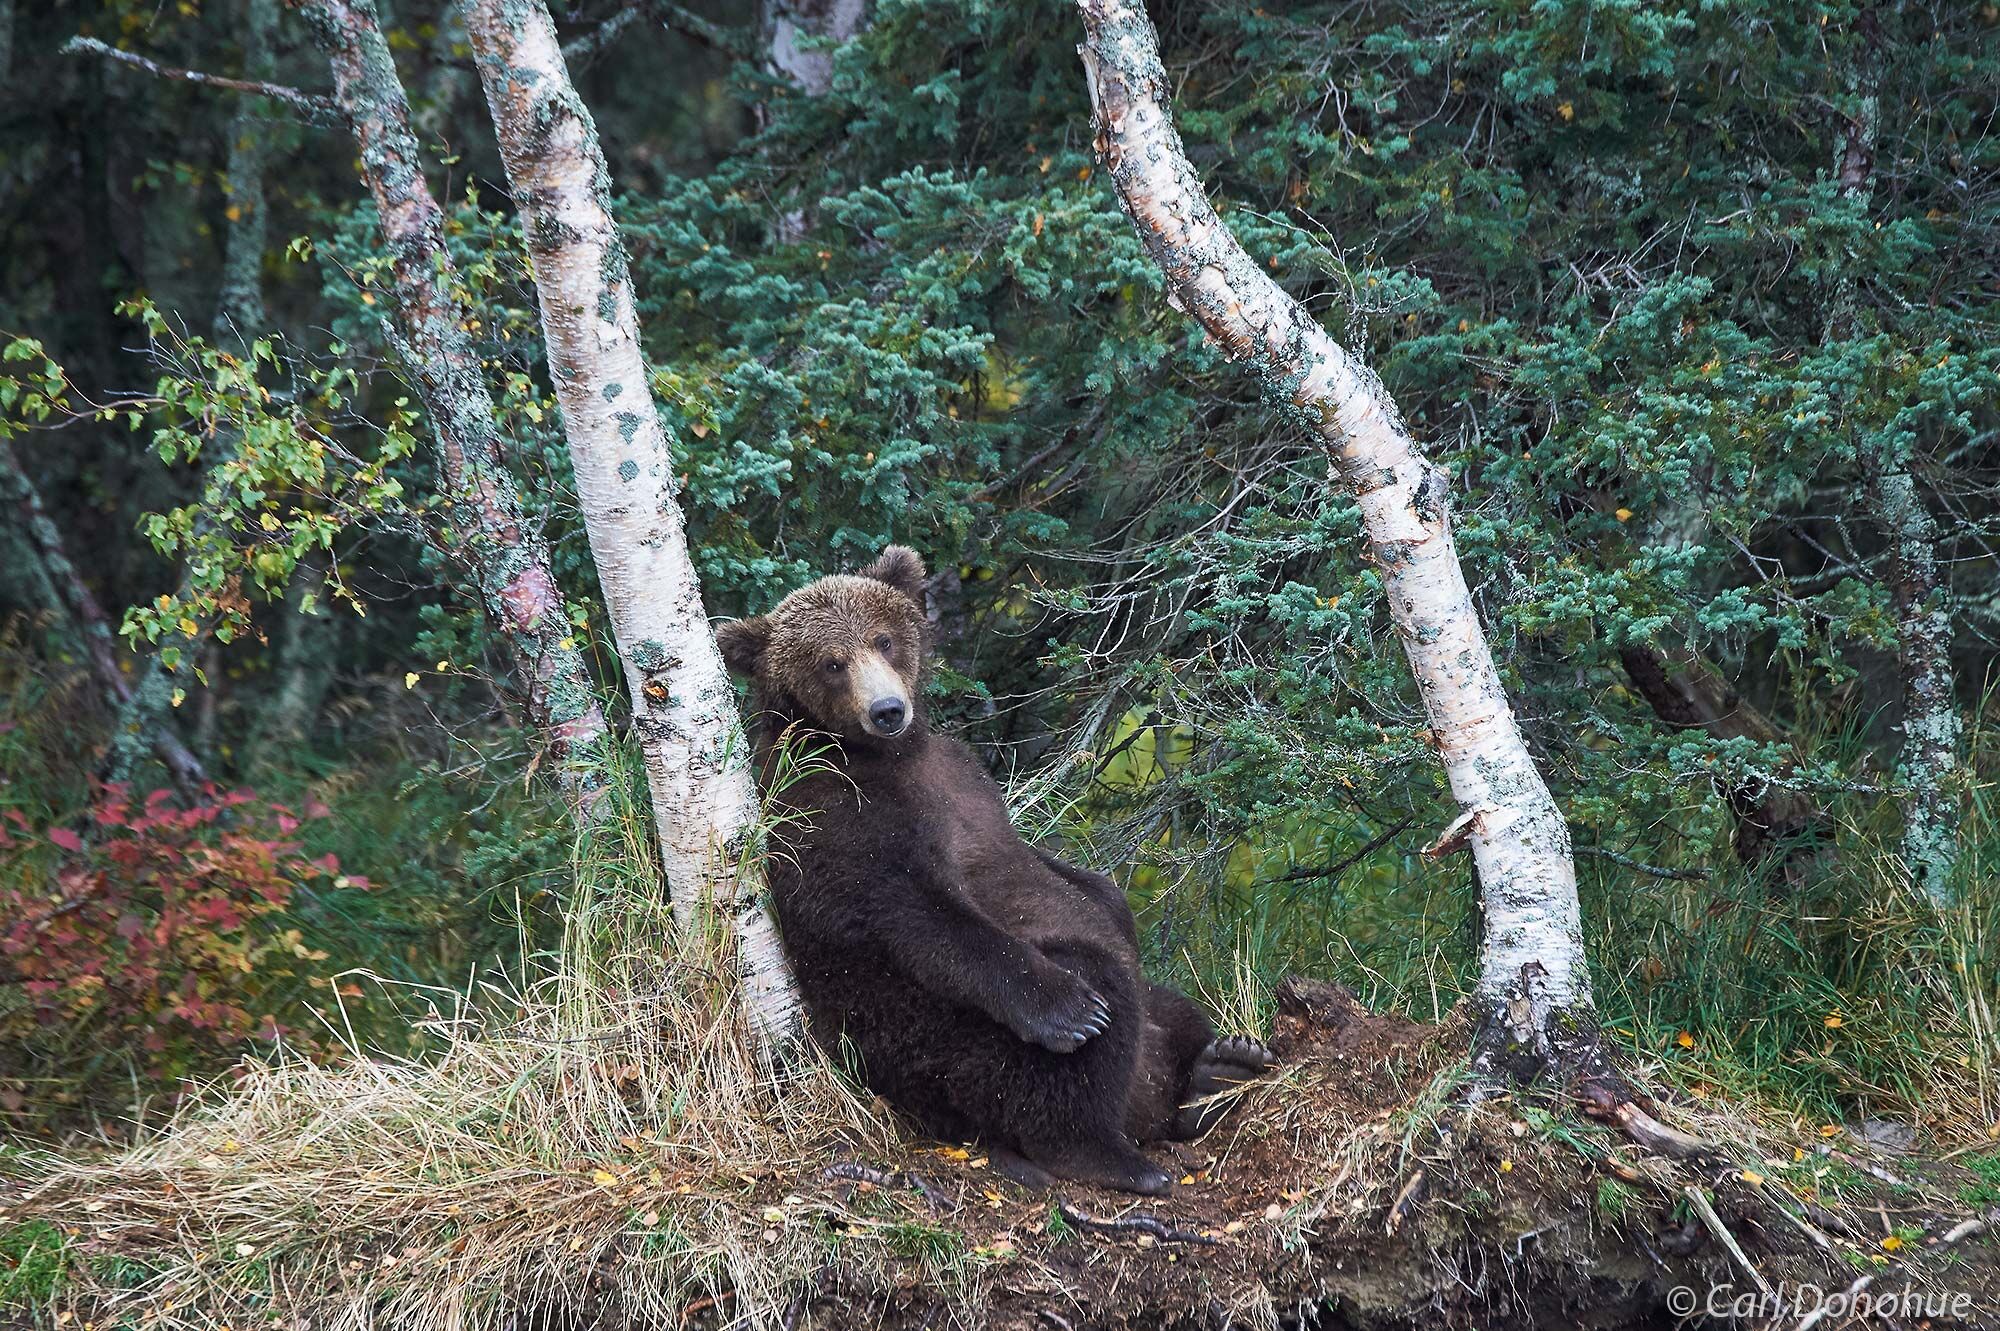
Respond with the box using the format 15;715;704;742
465;0;804;1053
1075;0;1593;1073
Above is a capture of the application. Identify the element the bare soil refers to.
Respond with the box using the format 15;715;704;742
683;980;2000;1331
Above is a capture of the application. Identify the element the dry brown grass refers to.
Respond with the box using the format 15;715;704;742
5;786;927;1329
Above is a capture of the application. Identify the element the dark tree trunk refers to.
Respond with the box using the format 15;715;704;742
1618;644;1822;882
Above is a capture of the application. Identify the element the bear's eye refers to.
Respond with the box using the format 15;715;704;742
822;659;845;675
873;634;893;653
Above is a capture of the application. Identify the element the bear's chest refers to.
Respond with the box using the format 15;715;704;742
874;748;1067;927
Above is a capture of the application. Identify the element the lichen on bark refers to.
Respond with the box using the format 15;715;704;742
307;0;614;821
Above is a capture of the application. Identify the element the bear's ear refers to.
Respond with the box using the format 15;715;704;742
714;615;772;676
860;545;927;604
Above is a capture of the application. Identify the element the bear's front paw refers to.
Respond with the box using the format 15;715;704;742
1012;978;1112;1053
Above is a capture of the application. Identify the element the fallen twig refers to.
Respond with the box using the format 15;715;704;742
1055;1199;1217;1245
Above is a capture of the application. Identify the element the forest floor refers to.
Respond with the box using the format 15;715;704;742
6;978;1999;1330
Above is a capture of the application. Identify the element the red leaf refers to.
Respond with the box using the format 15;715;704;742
48;827;83;852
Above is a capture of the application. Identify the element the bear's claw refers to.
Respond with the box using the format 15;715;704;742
1017;983;1112;1053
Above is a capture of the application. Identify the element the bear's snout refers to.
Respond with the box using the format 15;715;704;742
867;696;908;737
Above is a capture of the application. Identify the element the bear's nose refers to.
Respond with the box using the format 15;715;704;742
868;697;907;736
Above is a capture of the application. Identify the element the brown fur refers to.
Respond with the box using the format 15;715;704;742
717;547;1266;1195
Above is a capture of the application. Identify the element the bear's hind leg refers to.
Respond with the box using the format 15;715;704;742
1170;1034;1276;1140
1124;981;1216;1141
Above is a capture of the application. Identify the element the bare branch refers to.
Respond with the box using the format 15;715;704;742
61;35;344;126
560;0;754;67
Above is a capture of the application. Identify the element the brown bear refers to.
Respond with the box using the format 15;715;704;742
716;545;1272;1195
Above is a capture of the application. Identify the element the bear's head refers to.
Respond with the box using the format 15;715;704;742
716;546;930;744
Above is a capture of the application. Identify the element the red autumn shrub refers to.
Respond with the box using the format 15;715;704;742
0;783;357;1116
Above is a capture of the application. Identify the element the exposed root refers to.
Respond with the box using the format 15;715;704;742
1383;1169;1425;1237
822;1161;947;1213
1683;1183;1773;1294
1574;1074;1714;1161
1054;1199;1218;1246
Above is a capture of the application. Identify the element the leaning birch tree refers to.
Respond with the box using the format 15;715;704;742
306;0;613;822
464;0;803;1051
1075;0;1591;1080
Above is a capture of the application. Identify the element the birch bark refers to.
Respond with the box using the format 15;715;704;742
307;0;613;821
465;0;803;1052
1827;48;1960;907
1075;0;1592;1074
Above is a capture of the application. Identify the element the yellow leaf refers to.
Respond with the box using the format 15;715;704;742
178;617;200;638
405;672;420;689
591;1170;616;1186
1558;101;1574;121
260;512;281;532
1824;1014;1844;1029
1676;1031;1695;1049
1499;1159;1513;1173
361;292;376;306
941;1147;970;1161
1739;1170;1765;1186
1881;1235;1903;1251
1614;507;1634;522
